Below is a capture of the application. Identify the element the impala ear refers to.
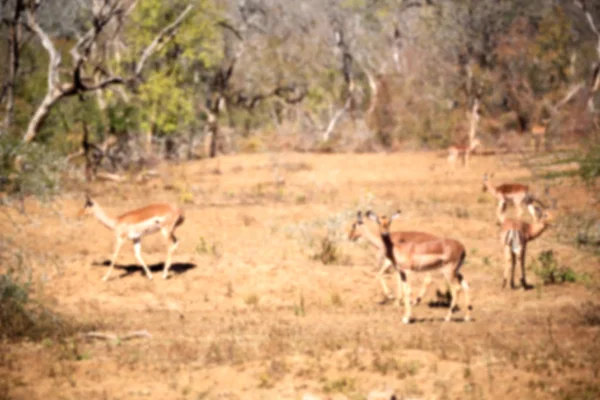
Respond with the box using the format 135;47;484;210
365;210;379;224
356;211;363;224
390;209;402;220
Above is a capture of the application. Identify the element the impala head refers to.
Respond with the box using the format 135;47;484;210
482;173;494;192
78;194;95;217
366;209;401;235
348;211;365;241
528;204;553;224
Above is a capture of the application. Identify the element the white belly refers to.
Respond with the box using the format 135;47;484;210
127;217;165;240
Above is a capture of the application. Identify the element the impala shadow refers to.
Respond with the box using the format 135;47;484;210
94;260;197;279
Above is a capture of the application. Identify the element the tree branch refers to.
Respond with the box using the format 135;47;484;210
134;4;193;77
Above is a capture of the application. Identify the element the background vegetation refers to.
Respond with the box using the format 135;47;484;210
0;1;599;173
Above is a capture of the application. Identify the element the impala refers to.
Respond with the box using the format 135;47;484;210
482;173;544;221
348;211;437;305
500;204;553;289
366;210;471;323
531;123;547;153
79;195;184;281
448;137;481;169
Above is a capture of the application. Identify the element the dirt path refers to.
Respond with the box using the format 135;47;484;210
1;152;599;400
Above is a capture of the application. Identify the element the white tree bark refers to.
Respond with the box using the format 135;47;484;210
22;2;193;143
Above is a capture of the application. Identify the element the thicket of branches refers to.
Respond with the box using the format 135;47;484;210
0;0;600;193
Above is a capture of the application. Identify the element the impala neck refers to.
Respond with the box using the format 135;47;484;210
358;223;384;250
91;202;118;230
528;221;548;241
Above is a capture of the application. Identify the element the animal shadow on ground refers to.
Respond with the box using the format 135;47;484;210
93;260;197;279
427;289;452;308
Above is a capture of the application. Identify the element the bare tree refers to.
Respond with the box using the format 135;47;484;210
22;0;193;143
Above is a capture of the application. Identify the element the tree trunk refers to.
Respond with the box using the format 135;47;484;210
23;89;63;143
3;0;24;133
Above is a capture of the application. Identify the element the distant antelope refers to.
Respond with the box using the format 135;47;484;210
448;137;481;169
78;196;184;281
482;173;545;221
348;211;437;305
500;204;553;289
366;210;471;323
531;123;547;153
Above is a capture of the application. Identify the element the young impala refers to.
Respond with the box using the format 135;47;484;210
482;173;544;221
366;210;471;324
78;195;184;281
448;137;481;169
348;211;437;305
499;204;553;289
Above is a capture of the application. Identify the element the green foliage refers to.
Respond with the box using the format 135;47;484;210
0;136;65;202
138;69;194;136
531;7;574;89
532;250;586;285
578;143;600;188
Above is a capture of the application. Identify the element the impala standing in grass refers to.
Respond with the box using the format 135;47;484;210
499;204;553;289
349;211;437;305
366;210;472;324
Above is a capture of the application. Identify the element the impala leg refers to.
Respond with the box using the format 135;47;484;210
519;245;531;289
133;239;153;280
458;273;472;322
394;264;404;308
445;271;460;322
448;152;456;169
502;246;512;289
400;270;412;324
496;200;507;224
162;228;179;279
510;250;518;289
516;199;525;219
103;237;124;281
414;273;432;306
377;258;395;304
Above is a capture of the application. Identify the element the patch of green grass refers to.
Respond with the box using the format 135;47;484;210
322;377;355;394
532;250;589;285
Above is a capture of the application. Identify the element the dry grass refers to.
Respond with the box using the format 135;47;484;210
0;151;599;399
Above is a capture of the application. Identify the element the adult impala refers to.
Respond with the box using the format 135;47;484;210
79;195;184;281
366;210;472;324
499;203;553;289
348;211;437;305
482;173;545;221
448;137;481;169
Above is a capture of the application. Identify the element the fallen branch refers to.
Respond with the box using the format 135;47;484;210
81;329;152;342
96;171;124;182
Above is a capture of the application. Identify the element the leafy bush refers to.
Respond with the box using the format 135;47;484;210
578;143;600;187
532;250;584;285
0;136;65;207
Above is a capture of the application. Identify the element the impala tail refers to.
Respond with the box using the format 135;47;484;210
505;229;523;253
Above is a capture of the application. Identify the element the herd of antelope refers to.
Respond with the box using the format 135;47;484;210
77;149;553;324
347;172;554;324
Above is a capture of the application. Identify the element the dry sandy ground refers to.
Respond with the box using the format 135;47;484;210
1;151;599;400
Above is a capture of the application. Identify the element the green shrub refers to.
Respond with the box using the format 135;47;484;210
0;136;65;208
532;250;585;285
